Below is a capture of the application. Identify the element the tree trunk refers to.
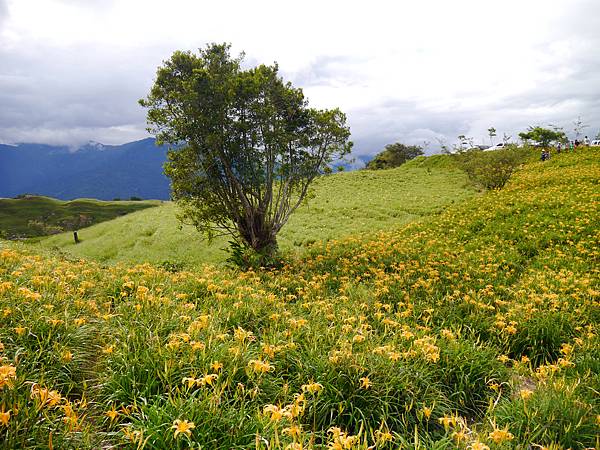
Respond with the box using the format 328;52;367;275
238;215;278;259
254;235;278;257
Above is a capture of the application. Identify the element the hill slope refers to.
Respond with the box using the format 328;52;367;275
38;162;475;266
0;196;159;239
0;149;597;448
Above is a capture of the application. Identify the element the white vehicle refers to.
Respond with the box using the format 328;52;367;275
484;142;510;151
591;139;600;147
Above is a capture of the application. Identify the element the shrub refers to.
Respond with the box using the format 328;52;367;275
453;146;530;189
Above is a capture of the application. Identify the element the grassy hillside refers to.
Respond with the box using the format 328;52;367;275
0;149;597;449
38;163;475;266
0;196;159;239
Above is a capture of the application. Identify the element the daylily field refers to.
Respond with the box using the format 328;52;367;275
0;150;598;449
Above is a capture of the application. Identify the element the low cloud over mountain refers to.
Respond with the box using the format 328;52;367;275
0;0;598;157
0;138;171;200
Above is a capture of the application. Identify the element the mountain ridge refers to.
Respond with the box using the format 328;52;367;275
0;138;171;200
0;138;370;200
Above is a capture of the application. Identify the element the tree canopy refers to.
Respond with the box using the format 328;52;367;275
140;43;352;259
518;126;566;149
365;143;423;170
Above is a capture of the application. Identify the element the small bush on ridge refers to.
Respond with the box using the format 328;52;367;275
453;146;531;190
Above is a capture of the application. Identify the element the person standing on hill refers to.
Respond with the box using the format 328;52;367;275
583;136;590;146
541;148;550;161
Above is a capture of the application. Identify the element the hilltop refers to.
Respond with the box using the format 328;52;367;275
0;149;597;448
37;159;475;266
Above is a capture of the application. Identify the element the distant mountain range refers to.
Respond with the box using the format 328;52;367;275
0;138;171;200
0;138;372;201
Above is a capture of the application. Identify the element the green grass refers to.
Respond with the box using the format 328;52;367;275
0;196;159;239
37;162;475;267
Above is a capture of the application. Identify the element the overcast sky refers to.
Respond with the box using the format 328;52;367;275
1;0;599;157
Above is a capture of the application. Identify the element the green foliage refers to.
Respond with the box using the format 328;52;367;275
157;260;185;272
366;142;424;170
504;311;575;365
518;126;566;148
26;219;64;236
453;146;531;190
488;127;497;146
140;43;352;256
494;379;599;448
224;240;283;270
436;340;509;415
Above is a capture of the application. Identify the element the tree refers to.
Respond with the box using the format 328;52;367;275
140;43;352;259
365;142;423;170
549;124;569;144
436;137;451;154
573;116;589;141
518;126;565;149
487;127;497;146
455;135;474;151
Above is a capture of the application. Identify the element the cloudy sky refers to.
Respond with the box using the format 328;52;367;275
1;0;599;157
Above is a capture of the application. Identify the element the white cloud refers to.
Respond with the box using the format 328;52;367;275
1;0;599;151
